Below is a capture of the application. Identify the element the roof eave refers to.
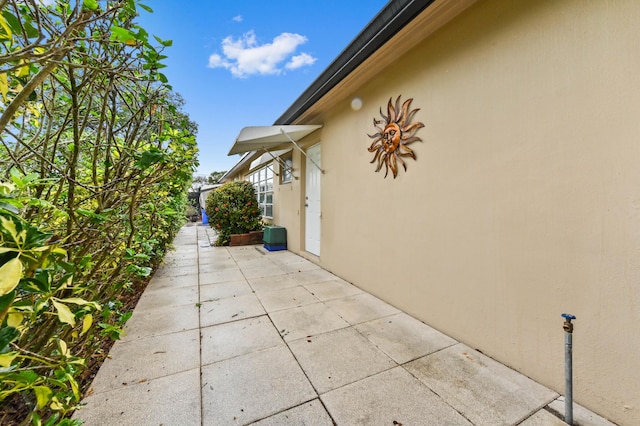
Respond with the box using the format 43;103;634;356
274;0;435;125
218;151;258;183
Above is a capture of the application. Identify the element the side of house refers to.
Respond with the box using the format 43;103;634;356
223;1;640;423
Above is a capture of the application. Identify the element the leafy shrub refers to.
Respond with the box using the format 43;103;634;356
0;181;100;424
205;181;263;246
0;1;199;421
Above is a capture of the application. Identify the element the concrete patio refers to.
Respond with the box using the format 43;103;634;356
74;224;615;425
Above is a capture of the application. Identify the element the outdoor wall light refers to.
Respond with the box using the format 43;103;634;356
351;97;363;111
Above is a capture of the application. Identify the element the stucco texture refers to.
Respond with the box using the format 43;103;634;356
268;1;640;424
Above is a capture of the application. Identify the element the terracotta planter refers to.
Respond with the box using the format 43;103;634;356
229;230;264;246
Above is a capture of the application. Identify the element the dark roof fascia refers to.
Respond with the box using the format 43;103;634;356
218;151;256;182
274;0;435;125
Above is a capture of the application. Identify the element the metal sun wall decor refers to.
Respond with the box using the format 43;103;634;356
367;95;424;178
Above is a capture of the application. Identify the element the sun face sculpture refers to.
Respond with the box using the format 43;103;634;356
367;96;424;178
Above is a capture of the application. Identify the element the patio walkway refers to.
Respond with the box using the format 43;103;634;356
74;224;614;425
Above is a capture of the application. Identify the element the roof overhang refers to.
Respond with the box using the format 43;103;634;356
228;125;322;156
275;0;476;125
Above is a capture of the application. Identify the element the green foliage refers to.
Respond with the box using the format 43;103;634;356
192;170;227;186
205;181;263;246
0;184;99;422
0;0;198;423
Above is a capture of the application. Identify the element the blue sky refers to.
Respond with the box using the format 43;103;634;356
136;1;388;176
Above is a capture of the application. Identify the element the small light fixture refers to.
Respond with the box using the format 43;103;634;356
351;97;363;111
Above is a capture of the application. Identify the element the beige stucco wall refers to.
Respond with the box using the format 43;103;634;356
272;0;639;423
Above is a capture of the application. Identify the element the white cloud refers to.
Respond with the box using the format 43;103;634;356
286;52;317;70
207;30;316;78
208;54;225;68
232;15;243;22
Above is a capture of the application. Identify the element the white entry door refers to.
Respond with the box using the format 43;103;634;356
305;144;321;256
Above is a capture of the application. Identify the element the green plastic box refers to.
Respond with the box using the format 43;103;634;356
263;226;287;245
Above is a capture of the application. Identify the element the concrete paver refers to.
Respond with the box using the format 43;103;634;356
289;268;342;285
247;273;299;291
133;284;199;311
405;343;559;425
199;267;245;285
145;273;199;290
241;263;288;279
200;315;283;365
321;367;471;425
355;312;457;364
249;400;333;426
547;397;616;426
256;285;319;312
234;257;278;269
120;302;199;340
201;345;316;425
200;280;253;301
288;327;396;393
269;302;350;342
89;329;199;393
520;409;567;426
74;224;613;425
153;264;198;278
119;305;200;339
277;259;322;273
199;293;266;327
198;260;238;272
77;369;201;425
324;292;401;325
304;279;363;301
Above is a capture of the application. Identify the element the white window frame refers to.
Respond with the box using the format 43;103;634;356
281;156;293;184
248;165;273;219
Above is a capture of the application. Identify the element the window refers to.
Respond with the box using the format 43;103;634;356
281;156;293;184
248;165;273;218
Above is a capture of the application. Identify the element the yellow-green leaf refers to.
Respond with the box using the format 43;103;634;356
0;216;18;242
0;181;15;195
0;258;23;296
17;64;29;77
0;73;8;101
0;351;18;368
7;311;23;328
58;338;69;357
50;396;64;411
59;297;101;311
34;386;53;409
66;373;80;401
51;247;67;255
69;357;86;366
59;297;90;305
51;299;75;326
0;14;12;39
81;313;93;335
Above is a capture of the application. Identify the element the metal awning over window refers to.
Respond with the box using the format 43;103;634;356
249;148;292;171
228;125;324;173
